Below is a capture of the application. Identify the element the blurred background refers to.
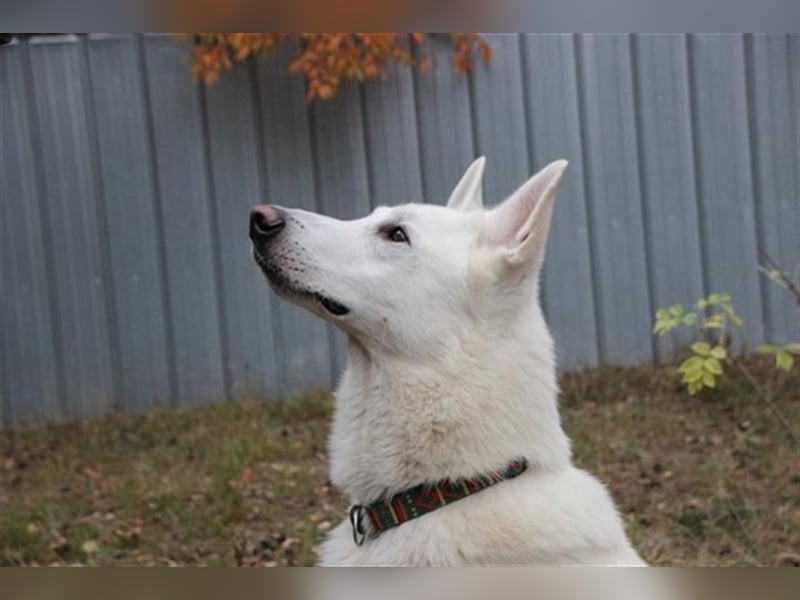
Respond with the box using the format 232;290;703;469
1;33;798;566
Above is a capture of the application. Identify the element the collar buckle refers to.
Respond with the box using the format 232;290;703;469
349;504;368;546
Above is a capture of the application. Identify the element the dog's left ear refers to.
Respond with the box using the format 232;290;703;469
485;160;568;270
446;156;485;211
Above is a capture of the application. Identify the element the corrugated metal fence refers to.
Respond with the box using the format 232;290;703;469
1;34;798;425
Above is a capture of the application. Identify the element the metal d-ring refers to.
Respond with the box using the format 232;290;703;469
348;504;368;546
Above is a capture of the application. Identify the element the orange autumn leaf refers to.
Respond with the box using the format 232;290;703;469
185;33;491;102
239;466;253;485
83;465;101;480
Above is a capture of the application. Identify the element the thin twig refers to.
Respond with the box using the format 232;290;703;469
232;541;246;567
723;486;764;566
758;245;800;307
730;355;798;445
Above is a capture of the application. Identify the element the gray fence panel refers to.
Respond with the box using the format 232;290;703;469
749;34;800;344
28;37;116;416
689;34;764;345
633;35;706;359
312;83;372;220
254;43;333;395
413;37;475;204
2;34;797;424
0;43;63;423
202;52;280;399
86;35;172;410
141;35;225;404
362;57;424;206
577;34;654;364
521;34;599;369
470;34;530;203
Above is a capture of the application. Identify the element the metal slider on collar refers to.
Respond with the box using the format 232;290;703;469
348;504;368;546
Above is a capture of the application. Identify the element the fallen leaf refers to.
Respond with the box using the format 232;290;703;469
239;466;253;485
48;535;67;552
83;465;101;480
280;537;299;551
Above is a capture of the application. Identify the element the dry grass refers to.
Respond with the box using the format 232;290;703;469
1;356;798;566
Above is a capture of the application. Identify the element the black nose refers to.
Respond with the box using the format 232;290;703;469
250;205;285;243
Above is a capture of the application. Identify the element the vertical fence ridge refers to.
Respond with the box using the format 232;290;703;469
466;59;481;162
20;38;70;418
197;83;233;400
409;36;429;204
357;83;376;209
572;34;607;364
136;34;179;405
628;34;659;361
79;35;123;408
742;34;769;336
684;34;711;302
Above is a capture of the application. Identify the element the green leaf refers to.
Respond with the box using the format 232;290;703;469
730;314;743;328
680;356;704;372
683;313;698;325
704;358;723;375
669;305;684;317
654;321;672;335
782;343;800;355
708;293;723;304
691;342;711;356
685;370;704;383
702;372;716;388
710;346;727;360
776;351;794;371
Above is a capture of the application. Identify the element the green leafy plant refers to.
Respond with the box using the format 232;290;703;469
653;250;799;406
755;343;800;371
653;293;743;394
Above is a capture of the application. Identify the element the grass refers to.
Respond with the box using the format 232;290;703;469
1;356;798;566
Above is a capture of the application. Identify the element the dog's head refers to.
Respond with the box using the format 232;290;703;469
250;159;568;357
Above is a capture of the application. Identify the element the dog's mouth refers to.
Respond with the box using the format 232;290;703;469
314;293;350;316
254;250;350;317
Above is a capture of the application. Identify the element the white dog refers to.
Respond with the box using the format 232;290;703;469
250;158;645;566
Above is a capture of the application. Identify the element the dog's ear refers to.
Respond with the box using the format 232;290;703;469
446;156;485;211
485;160;568;270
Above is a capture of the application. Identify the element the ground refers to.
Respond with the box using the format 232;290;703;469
1;355;797;566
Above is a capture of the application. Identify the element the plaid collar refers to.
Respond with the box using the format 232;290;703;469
348;457;529;546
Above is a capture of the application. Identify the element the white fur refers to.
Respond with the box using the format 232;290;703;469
252;158;645;566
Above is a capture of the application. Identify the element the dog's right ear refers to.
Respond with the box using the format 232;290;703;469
446;156;485;211
483;160;568;273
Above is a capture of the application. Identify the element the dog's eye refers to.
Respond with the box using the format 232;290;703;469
382;225;409;244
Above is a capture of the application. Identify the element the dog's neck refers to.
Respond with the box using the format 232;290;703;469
328;307;573;503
